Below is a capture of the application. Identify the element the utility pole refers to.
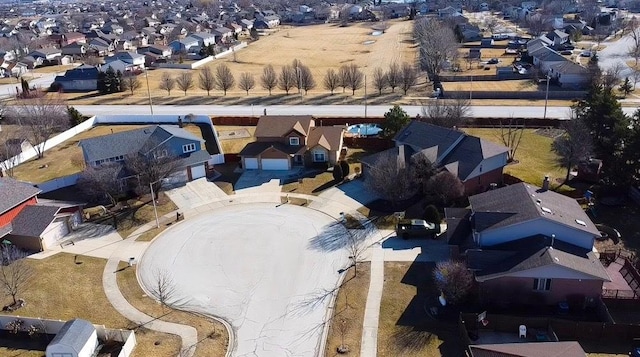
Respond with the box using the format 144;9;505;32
469;75;473;101
144;68;153;118
364;74;367;119
543;74;550;120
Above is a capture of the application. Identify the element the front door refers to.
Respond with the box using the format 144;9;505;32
294;155;303;165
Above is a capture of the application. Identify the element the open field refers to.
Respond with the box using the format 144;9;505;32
116;261;228;357
462;128;568;190
11;123;203;184
325;262;370;357
0;253;182;357
378;261;465;357
60;20;420;105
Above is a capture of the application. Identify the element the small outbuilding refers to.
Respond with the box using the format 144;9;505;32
46;318;98;357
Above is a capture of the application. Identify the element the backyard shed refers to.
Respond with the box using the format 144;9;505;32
46;318;98;357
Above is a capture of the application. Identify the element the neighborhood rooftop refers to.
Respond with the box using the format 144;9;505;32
0;177;41;215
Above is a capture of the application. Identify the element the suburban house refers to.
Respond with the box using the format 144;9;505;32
544;29;570;47
53;64;100;91
446;181;610;307
169;37;200;53
61;43;88;57
78;125;211;183
360;121;509;194
239;116;345;170
190;32;217;47
0;177;84;252
548;61;590;88
104;51;145;71
28;47;62;62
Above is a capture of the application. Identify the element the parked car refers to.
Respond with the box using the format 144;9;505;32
487;58;499;64
580;50;592;57
561;50;573;55
396;219;440;239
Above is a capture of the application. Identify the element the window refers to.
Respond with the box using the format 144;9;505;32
289;137;300;146
313;150;326;162
154;149;168;159
182;143;196;153
533;278;551;291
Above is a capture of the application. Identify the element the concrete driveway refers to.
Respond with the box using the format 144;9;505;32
138;203;349;357
234;168;304;192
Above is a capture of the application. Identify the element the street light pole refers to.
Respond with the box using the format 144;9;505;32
144;68;153;117
470;75;473;100
149;181;160;229
364;74;367;119
543;74;550;120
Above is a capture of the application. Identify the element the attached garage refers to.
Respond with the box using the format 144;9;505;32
261;158;289;170
244;158;259;170
189;164;207;180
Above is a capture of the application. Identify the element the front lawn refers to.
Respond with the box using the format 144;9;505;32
378;262;465;357
0;253;182;357
111;193;178;239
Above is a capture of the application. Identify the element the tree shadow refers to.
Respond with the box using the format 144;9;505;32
392;260;467;357
312;179;338;193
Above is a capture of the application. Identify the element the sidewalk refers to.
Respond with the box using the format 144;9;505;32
360;244;384;357
102;215;199;357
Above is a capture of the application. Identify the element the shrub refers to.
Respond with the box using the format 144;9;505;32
433;260;473;305
339;160;350;177
332;164;344;182
68;106;86;126
423;204;441;223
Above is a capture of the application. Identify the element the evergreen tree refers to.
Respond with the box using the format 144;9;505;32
619;77;633;97
381;105;411;138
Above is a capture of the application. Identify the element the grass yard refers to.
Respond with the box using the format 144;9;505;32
0;253;182;357
114;192;178;239
444;79;539;92
378;262;465;357
462;128;569;191
11;124;204;184
116;262;228;357
216;125;256;154
281;171;337;195
325;262;370;357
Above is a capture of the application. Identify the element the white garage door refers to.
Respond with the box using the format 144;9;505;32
261;159;289;170
245;158;258;170
190;164;206;180
41;220;69;249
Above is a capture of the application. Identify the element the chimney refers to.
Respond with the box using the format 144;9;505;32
542;175;550;191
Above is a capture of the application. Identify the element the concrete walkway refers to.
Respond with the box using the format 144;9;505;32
360;244;384;356
102;216;200;357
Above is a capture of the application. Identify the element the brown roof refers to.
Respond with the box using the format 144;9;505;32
307;126;344;151
254;115;314;138
470;341;586;357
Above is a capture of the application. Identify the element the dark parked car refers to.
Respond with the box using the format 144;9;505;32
396;219;440;239
561;50;573;55
487;58;499;64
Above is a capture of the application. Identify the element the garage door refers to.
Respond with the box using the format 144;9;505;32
190;164;206;180
244;158;258;170
261;158;289;170
41;220;69;250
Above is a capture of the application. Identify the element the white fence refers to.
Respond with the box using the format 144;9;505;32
157;55;214;69
1;116;96;173
214;42;248;59
0;315;136;357
35;173;80;193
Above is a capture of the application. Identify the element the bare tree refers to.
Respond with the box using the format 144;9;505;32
0;131;22;178
238;72;256;95
77;164;124;205
261;64;278;95
345;220;374;277
602;62;625;90
423;171;465;205
552;116;592;189
323;68;340;94
344;63;364;95
372;67;387;95
386;62;401;93
0;244;33;306
336;318;350;354
4;95;70;159
175;72;194;96
496;118;525;162
484;17;498;35
400;62;418;95
198;67;215;96
124;150;183;195
278;65;296;95
414;18;459;81
148;268;178;313
338;65;350;93
419;97;471;128
158;72;176;96
433;260;473;305
525;13;548;37
214;64;235;95
364;150;417;207
299;65;316;94
121;75;141;95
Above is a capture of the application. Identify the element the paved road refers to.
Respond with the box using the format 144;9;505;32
0;72;62;98
73;104;590;119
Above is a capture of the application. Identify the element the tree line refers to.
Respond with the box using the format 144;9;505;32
121;59;421;97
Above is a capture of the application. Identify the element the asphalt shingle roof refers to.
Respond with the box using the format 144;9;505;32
0;178;41;215
469;183;601;237
254;115;314;138
440;136;508;181
10;205;60;237
393;121;465;160
470;341;587;357
48;319;96;353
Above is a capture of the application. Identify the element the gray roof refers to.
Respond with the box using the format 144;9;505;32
529;46;566;62
360;145;415;168
10;205;60;237
469;235;610;282
470;341;587;357
179;149;211;167
0;178;41;215
79;125;202;163
48;319;96;354
551;61;589;75
469;183;601;237
440;136;508;181
394;121;464;160
0;223;12;238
